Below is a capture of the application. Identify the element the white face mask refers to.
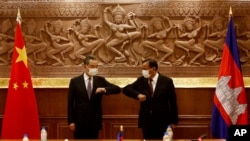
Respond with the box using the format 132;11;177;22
142;70;150;78
88;68;98;76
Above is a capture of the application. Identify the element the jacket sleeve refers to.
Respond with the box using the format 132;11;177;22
67;78;76;125
122;77;141;100
103;77;121;95
168;78;179;125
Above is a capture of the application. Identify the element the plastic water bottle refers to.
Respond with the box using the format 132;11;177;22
163;132;170;141
22;134;29;141
166;125;173;141
41;126;47;141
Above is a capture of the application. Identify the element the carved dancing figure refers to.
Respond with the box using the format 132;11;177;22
236;16;250;63
23;19;47;65
70;18;105;60
141;16;174;65
203;15;227;63
103;4;141;64
174;16;205;65
0;19;14;65
43;20;74;66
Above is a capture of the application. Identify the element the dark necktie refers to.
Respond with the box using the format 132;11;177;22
149;78;153;96
87;77;92;99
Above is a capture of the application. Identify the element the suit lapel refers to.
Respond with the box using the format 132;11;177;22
143;78;153;99
152;74;161;98
90;76;97;99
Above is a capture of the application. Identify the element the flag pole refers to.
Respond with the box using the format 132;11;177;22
229;6;232;16
229;6;233;21
120;125;123;132
16;8;22;24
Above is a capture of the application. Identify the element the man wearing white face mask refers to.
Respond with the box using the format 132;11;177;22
123;58;178;139
67;55;121;139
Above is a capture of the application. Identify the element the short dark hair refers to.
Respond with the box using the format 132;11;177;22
143;58;158;70
83;55;96;65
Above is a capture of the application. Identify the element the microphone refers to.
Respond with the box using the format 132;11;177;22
190;134;207;141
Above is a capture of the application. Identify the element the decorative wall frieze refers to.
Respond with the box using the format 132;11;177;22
1;1;250;78
1;1;250;17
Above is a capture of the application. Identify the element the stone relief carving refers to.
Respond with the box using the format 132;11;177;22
236;16;250;64
203;15;228;64
22;19;47;65
42;20;75;66
0;19;14;65
174;16;205;66
103;4;141;66
140;16;174;66
0;1;250;77
69;18;105;63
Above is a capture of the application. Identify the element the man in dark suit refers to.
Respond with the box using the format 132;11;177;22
67;55;121;139
122;58;178;139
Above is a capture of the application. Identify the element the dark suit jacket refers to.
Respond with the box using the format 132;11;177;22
67;74;121;131
123;73;178;130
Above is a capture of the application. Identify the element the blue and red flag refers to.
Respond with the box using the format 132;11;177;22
211;16;248;140
117;125;123;141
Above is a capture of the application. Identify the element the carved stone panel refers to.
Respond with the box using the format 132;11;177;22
1;1;250;78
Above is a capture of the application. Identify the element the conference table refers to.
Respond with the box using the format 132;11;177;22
0;139;226;141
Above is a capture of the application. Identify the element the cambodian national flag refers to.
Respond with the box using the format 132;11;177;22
117;131;123;141
211;16;248;140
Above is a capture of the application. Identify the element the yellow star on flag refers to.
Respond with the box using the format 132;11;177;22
16;46;28;68
22;81;29;88
13;82;19;90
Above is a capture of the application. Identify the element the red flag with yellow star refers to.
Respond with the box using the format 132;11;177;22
1;9;40;139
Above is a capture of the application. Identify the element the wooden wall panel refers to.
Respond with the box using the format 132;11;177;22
102;94;140;115
101;117;142;139
0;88;249;139
174;125;210;140
56;122;73;139
176;88;215;115
35;89;68;117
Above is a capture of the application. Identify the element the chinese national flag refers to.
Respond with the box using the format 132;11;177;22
1;9;40;139
211;15;248;140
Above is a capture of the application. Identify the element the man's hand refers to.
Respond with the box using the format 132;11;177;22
95;88;106;94
69;123;75;131
137;94;146;101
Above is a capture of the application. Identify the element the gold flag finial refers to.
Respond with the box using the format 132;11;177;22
229;6;233;17
16;8;22;24
120;125;123;131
